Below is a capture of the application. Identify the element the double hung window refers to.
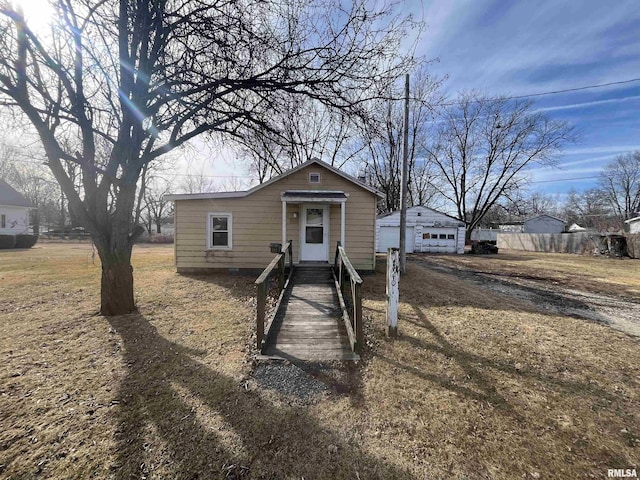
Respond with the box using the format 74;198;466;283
208;213;232;249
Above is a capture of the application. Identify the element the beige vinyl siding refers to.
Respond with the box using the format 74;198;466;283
174;163;376;271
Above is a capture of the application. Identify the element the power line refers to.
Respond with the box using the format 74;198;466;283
407;77;640;106
486;78;640;102
159;173;251;179
529;175;600;184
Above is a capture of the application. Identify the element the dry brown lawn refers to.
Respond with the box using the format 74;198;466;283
1;244;639;479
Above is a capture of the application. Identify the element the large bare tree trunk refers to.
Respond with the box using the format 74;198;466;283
465;228;473;245
98;247;136;316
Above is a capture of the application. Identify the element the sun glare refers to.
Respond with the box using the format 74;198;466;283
13;0;55;33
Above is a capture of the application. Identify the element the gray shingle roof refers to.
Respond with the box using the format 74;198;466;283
0;179;32;207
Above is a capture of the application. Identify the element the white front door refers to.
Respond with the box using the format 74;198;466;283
300;204;329;261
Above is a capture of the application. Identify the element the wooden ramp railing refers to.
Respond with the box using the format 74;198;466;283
255;241;293;352
333;242;364;354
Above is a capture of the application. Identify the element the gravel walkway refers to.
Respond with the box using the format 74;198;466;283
251;362;329;404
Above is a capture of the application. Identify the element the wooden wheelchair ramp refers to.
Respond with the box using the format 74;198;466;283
261;265;358;361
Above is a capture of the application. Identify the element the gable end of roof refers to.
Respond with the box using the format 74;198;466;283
0;179;32;207
165;158;383;201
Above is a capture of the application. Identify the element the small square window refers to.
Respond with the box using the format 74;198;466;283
309;172;320;184
439;234;447;239
447;234;455;240
422;233;430;239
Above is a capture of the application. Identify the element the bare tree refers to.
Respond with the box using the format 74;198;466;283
0;139;63;233
0;141;18;180
427;92;576;240
506;190;560;217
524;192;561;217
142;177;172;234
478;191;561;228
9;162;60;234
176;169;217;195
563;188;614;230
598;151;640;221
0;0;414;314
362;66;443;212
236;94;367;182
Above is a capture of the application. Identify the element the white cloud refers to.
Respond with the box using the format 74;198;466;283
533;95;640;113
562;145;640;156
419;0;640;94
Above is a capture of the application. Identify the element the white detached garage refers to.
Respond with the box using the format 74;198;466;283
376;206;466;254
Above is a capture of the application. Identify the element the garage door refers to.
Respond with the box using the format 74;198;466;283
421;228;457;253
377;226;415;253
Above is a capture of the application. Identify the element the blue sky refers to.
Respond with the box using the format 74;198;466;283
414;0;640;196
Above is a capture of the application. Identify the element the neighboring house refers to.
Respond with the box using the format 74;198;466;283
625;216;640;234
0;179;32;235
376;206;465;254
567;223;587;232
166;158;381;273
523;214;566;234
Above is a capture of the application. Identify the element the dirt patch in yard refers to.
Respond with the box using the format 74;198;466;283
411;251;640;337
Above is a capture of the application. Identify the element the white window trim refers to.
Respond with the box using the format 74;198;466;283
309;172;321;184
207;212;233;250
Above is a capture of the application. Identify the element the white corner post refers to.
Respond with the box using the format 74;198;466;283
386;247;399;337
340;200;346;248
282;201;287;246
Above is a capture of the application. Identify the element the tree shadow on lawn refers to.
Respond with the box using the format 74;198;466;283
108;314;407;480
380;304;619;418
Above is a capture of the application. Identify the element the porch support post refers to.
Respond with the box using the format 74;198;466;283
282;201;287;246
341;200;346;248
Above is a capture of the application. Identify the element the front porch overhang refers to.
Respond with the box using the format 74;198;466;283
280;190;348;203
280;190;348;251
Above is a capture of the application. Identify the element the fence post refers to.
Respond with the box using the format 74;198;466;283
386;248;399;337
256;282;266;349
354;280;363;352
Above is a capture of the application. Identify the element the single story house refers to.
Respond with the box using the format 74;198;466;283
523;214;566;234
166;158;381;273
0;179;32;236
625;216;640;234
376;206;465;254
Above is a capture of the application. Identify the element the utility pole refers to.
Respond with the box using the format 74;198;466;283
399;73;410;274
